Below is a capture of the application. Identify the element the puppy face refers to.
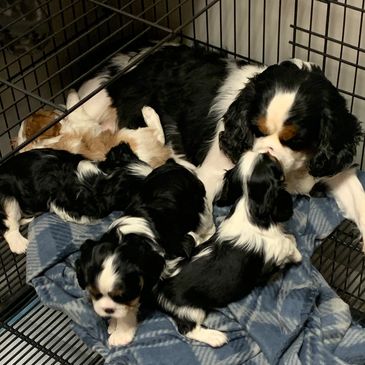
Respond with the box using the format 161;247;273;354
220;61;362;180
76;238;143;319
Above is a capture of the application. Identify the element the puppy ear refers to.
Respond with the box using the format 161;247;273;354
215;166;243;207
76;238;100;289
75;258;86;289
100;142;140;172
308;90;362;177
271;189;293;222
219;82;256;163
247;178;277;228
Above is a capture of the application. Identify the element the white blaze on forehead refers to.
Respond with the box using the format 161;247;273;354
236;150;262;182
98;254;119;294
265;91;297;134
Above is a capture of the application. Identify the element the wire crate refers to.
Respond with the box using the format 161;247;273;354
1;0;364;363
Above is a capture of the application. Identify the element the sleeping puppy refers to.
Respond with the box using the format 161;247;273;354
75;159;215;347
0;143;151;254
17;94;174;169
156;151;302;347
82;45;365;250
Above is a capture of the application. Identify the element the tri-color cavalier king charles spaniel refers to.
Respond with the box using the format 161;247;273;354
79;44;364;249
0;142;152;254
75;159;214;346
156;150;302;347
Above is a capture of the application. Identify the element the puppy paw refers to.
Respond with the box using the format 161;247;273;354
5;231;29;254
108;328;136;347
19;217;34;226
108;318;117;334
291;247;302;263
186;327;228;348
141;106;165;144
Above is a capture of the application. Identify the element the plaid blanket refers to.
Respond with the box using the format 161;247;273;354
26;173;365;365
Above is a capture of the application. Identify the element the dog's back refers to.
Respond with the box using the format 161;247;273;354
0;149;83;213
126;159;206;258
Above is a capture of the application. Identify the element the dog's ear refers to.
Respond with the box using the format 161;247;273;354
247;176;278;228
75;258;86;289
219;82;256;163
215;166;243;207
75;238;100;289
271;189;293;222
100;142;140;173
105;143;137;164
308;86;362;177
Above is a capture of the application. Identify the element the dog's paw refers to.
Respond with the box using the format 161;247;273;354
5;231;29;254
108;318;117;334
141;106;165;144
186;327;228;348
290;247;302;264
108;328;136;347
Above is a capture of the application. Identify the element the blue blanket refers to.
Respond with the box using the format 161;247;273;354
26;173;365;365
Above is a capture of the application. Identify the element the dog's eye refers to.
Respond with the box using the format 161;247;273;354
280;137;306;150
89;289;102;300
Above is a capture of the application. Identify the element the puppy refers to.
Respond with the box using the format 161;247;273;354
76;159;214;346
0;143;151;254
17;91;174;168
156;151;302;347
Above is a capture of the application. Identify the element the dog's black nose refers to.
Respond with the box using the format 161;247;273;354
104;308;115;314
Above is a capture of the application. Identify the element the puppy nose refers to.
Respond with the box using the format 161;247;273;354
104;308;115;314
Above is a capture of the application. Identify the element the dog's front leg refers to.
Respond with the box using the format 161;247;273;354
326;168;365;251
108;308;138;347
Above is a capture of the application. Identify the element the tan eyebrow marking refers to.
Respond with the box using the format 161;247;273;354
257;115;270;135
279;124;298;141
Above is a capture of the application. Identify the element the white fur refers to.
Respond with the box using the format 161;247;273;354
209;64;267;120
2;198;28;254
98;255;119;294
161;257;185;279
193;198;216;244
218;198;301;266
265;91;297;134
288;58;315;71
157;294;206;324
108;309;138;346
127;162;153;177
110;216;156;242
185;326;228;348
251;90;308;179
326;169;365;250
63;89;106;134
76;78;116;131
76;160;102;181
196;64;266;205
49;203;93;224
141;106;165;144
196;121;234;205
191;246;214;262
217;151;302;265
94;254;130;319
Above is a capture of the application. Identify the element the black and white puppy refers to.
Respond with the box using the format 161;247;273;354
0;143;150;254
156;151;302;347
75;159;214;346
82;45;364;249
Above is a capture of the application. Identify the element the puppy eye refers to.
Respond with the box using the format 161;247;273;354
89;291;102;300
281;137;305;150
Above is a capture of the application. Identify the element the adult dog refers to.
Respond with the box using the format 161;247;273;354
78;44;365;249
